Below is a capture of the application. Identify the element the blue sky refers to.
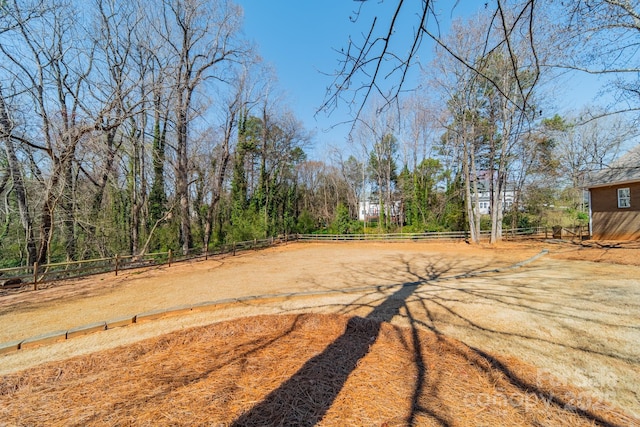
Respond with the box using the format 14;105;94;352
235;1;478;158
235;1;608;160
236;1;393;158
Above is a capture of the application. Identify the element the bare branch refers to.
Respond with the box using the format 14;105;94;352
322;0;542;126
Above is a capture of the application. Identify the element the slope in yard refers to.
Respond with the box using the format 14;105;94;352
0;241;639;421
1;313;637;426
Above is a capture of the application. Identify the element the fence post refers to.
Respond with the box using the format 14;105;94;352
233;243;236;256
115;254;119;276
254;238;257;250
168;249;173;267
33;262;38;291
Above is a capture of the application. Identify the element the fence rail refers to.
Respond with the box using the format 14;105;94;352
0;226;588;292
297;226;555;242
0;236;290;292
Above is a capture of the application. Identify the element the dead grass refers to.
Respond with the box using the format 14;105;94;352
1;313;636;426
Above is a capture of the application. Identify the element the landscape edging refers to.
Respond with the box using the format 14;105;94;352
0;249;550;355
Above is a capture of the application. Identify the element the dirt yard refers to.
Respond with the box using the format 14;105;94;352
0;240;639;424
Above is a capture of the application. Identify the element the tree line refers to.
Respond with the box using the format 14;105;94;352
0;0;306;266
325;0;639;243
0;0;638;267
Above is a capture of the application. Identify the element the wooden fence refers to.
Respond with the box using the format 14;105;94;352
297;226;590;242
0;226;588;291
297;226;557;242
0;236;289;291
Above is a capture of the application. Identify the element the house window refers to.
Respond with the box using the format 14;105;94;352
618;188;631;208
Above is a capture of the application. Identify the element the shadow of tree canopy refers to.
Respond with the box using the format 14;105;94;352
232;252;638;426
1;250;636;426
231;283;454;426
231;255;456;426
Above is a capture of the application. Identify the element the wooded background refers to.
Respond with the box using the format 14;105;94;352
0;0;638;267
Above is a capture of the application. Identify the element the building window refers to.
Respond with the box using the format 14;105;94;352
618;188;631;208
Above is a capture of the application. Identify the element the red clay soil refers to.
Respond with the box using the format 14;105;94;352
0;313;636;427
549;240;640;266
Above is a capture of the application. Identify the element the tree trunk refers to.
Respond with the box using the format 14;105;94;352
38;197;55;265
148;109;168;226
0;88;37;265
89;130;121;247
462;137;479;244
61;160;76;261
130;125;142;256
176;105;191;256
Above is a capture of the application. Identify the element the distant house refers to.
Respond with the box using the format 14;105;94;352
586;145;640;240
358;200;402;222
474;180;517;215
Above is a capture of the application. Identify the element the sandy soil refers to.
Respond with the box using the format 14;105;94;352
0;240;639;418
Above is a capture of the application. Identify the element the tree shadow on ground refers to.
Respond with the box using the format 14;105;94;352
231;257;452;426
232;251;638;426
74;314;312;425
232;283;453;426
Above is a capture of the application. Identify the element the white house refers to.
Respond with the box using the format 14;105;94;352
474;180;516;215
358;200;402;222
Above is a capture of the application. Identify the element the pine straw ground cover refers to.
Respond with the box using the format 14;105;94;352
1;314;637;426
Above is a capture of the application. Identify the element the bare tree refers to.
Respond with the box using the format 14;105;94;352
556;109;637;188
153;0;244;255
0;0;304;263
82;0;145;255
553;0;640;115
353;105;399;230
398;94;438;172
0;85;37;264
296;160;327;223
428;9;543;243
321;1;541;124
0;0;101;263
430;18;490;243
329;148;363;219
200;64;261;252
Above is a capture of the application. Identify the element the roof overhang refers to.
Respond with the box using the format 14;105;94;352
586;179;640;189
